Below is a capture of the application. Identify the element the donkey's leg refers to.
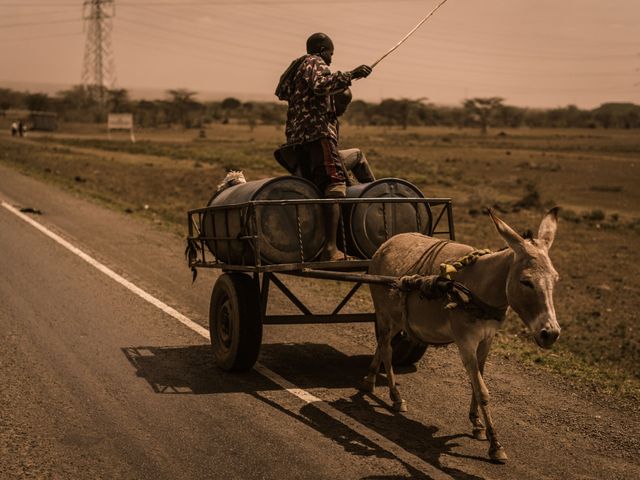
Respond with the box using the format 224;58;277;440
362;312;390;393
362;341;383;393
469;339;492;441
457;339;507;463
379;327;407;413
469;395;486;441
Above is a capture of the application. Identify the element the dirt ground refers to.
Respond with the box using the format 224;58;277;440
1;162;639;479
0;123;638;405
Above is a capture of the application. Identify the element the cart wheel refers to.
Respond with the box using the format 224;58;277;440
209;273;262;372
375;324;428;367
390;331;428;367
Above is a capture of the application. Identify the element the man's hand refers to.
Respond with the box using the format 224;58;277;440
350;65;372;79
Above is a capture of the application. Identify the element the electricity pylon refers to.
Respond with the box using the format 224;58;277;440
81;0;116;103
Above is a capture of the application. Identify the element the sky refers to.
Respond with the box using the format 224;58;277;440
0;0;639;108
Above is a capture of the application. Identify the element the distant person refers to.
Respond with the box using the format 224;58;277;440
274;32;372;261
11;121;18;137
18;120;24;137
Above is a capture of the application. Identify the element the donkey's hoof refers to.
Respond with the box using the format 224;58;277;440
360;378;375;393
392;399;408;413
489;446;508;464
472;427;487;441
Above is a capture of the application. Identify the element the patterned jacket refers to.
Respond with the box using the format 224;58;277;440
278;54;352;145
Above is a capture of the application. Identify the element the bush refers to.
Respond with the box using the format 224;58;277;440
560;209;581;223
513;182;542;210
583;209;605;221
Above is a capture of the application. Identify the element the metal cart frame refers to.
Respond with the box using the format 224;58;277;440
187;197;455;371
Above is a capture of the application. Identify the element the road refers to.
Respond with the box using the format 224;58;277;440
1;163;638;479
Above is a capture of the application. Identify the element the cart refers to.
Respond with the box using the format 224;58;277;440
187;196;455;372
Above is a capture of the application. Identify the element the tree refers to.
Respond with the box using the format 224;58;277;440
55;85;103;122
107;88;131;113
375;97;428;128
257;102;287;125
593;103;640;129
166;88;200;127
220;97;241;124
135;100;164;127
221;97;241;110
463;97;504;134
342;99;369;127
57;85;98;110
242;101;257;131
398;97;428;129
25;93;51;112
497;105;525;128
0;88;25;114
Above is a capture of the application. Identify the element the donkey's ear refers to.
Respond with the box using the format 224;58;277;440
537;207;559;250
489;209;525;252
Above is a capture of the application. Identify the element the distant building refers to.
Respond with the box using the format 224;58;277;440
28;111;58;131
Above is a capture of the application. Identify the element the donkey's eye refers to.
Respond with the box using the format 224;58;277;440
520;279;535;289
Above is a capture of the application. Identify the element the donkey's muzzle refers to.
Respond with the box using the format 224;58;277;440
535;327;560;349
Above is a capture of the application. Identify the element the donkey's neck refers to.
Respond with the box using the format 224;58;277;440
456;248;513;308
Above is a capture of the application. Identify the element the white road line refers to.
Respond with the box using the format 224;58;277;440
1;201;209;338
1;200;454;480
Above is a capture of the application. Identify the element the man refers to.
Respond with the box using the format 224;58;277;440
333;88;376;184
275;32;372;261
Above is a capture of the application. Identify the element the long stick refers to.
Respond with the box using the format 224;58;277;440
370;0;450;69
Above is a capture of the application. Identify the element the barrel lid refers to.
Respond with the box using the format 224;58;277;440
347;178;431;258
346;177;424;199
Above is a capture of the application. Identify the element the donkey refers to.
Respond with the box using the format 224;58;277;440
363;208;561;463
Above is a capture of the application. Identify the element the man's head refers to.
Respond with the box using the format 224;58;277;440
306;32;334;65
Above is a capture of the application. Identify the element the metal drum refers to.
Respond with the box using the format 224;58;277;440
202;176;324;265
343;178;432;259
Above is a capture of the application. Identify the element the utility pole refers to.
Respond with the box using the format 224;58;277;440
82;0;116;104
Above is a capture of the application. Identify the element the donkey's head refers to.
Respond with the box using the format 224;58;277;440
490;208;561;349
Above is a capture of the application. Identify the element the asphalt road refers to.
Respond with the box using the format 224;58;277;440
1;163;638;479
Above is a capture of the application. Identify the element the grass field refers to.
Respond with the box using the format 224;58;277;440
1;122;638;405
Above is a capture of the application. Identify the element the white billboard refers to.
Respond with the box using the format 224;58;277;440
107;113;135;142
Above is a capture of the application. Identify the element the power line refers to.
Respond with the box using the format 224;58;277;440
115;16;634;81
113;7;638;83
125;4;312;53
117;11;636;78
125;3;638;63
116;28;275;74
117;15;285;64
0;30;82;41
0;0;426;6
0;8;77;20
0;18;79;28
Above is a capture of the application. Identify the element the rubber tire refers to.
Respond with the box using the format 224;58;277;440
375;323;428;367
209;273;262;372
390;331;428;366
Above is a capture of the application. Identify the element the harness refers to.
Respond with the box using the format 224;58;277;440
393;247;508;343
439;248;493;280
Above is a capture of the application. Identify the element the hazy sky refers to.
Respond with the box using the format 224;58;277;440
1;0;638;108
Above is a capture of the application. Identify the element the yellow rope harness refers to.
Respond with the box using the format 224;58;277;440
439;249;493;280
397;248;504;341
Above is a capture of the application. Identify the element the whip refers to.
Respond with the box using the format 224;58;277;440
370;0;450;69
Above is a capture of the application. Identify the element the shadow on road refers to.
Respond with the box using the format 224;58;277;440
121;342;371;393
122;342;487;479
